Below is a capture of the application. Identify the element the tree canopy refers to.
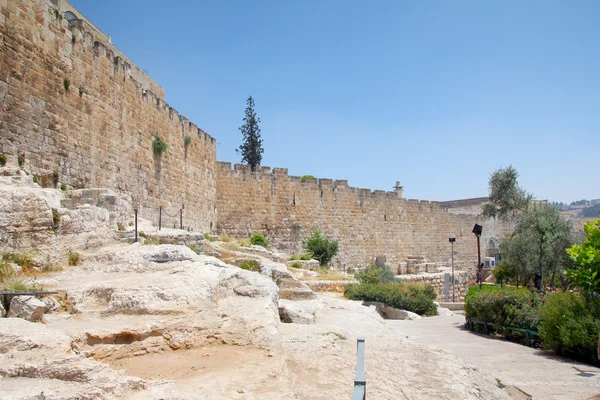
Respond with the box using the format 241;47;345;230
565;219;600;295
236;96;263;172
482;166;531;220
501;204;573;290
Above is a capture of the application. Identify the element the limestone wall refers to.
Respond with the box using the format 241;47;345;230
401;272;471;303
0;0;216;231
216;163;514;271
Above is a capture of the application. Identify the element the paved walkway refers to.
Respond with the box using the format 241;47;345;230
388;315;600;400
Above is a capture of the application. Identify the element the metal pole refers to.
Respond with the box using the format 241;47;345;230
451;240;455;303
159;206;162;231
476;234;482;289
352;338;366;400
134;208;138;242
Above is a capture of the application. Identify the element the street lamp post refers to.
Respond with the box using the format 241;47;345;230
449;237;456;302
472;224;483;289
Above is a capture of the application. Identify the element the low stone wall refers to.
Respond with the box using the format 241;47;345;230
304;280;357;293
401;271;471;302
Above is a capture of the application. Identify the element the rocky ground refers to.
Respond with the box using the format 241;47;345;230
0;168;514;399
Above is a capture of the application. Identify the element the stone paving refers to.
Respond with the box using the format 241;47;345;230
389;314;600;400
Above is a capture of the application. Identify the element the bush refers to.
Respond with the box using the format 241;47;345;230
60;183;66;191
0;260;15;281
17;153;24;167
250;233;268;247
203;233;217;242
304;230;339;266
188;244;201;254
301;175;315;183
63;78;70;92
52;170;59;187
465;285;541;331
355;264;396;284
1;277;35;292
0;154;6;167
539;292;600;364
290;253;312;261
52;208;60;230
219;234;233;242
345;282;437;316
184;136;192;145
2;251;35;271
492;262;516;287
68;251;80;266
239;259;260;272
152;138;168;155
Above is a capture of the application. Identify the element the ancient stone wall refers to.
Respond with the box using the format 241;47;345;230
216;162;514;271
0;0;217;231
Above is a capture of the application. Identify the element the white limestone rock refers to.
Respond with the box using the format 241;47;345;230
7;295;47;321
278;299;315;324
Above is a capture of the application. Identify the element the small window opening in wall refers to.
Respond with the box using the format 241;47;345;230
293;193;296;207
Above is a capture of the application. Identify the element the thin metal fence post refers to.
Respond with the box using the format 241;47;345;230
352;338;366;400
159;206;162;231
134;208;138;242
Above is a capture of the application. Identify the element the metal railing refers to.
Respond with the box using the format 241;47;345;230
352;338;366;400
466;317;539;347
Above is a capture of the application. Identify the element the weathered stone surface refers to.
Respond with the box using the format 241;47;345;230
42;296;60;312
0;319;150;399
286;259;320;270
269;265;317;300
364;301;422;320
278;299;314;324
7;296;48;321
0;301;5;318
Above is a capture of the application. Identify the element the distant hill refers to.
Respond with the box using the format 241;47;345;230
580;203;600;218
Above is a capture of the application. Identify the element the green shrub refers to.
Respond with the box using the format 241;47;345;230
67;250;80;266
301;175;315;183
239;259;260;272
51;208;60;230
63;78;70;92
188;244;201;254
290;253;312;261
1;277;35;292
2;251;36;271
539;292;600;363
152;138;168;155
355;264;396;284
52;170;59;187
0;154;6;167
184;136;192;145
203;233;217;242
17;153;24;167
465;285;542;331
304;230;339;267
345;282;437;316
60;183;66;191
291;261;302;269
250;233;268;247
0;260;15;281
492;262;516;287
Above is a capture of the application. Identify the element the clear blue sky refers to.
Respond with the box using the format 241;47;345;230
70;0;599;203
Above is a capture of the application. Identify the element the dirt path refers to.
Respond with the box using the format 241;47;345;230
389;314;600;400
